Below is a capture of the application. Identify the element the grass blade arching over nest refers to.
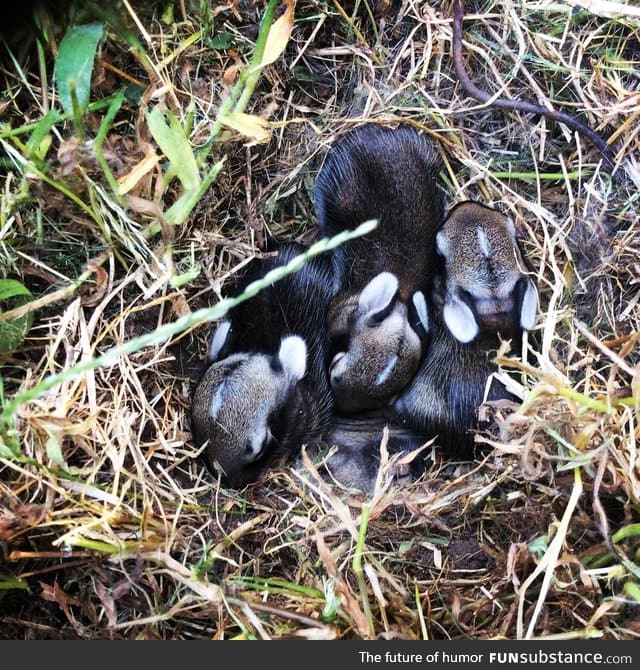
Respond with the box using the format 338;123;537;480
0;220;377;455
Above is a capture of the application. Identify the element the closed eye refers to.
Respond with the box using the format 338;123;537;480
365;298;396;327
329;351;346;375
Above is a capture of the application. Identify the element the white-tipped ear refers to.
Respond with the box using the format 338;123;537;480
329;351;347;380
278;335;307;381
209;377;228;421
209;321;231;361
436;230;450;258
443;296;479;343
358;272;398;316
412;291;429;334
519;279;538;331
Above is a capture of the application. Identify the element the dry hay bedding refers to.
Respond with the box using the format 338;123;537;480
0;0;639;640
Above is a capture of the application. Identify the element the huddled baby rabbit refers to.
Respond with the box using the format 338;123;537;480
191;245;336;488
392;201;538;452
312;129;538;489
315;124;445;412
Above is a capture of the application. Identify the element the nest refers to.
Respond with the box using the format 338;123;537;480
0;0;639;640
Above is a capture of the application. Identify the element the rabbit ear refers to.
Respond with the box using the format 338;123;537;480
277;335;307;381
436;229;450;258
411;290;429;335
358;272;399;319
209;321;231;361
519;278;538;331
443;295;479;343
329;351;347;382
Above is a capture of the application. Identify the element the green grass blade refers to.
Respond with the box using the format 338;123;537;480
0;279;34;354
54;22;105;116
146;107;201;193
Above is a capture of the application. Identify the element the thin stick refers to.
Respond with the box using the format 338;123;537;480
451;0;616;171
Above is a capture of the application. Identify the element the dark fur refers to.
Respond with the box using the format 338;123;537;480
315;124;446;410
393;202;538;453
300;415;431;493
393;312;523;454
191;245;336;488
316;124;444;296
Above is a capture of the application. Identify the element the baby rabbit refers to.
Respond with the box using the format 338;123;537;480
306;415;430;493
315;124;445;412
393;201;538;452
191;245;335;488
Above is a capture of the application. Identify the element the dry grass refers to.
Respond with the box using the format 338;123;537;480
0;0;639;640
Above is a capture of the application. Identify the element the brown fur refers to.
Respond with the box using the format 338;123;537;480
315;124;445;411
393;202;538;453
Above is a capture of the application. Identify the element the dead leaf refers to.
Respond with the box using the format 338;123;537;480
80;262;109;308
93;577;118;628
39;580;86;637
0;504;49;541
125;194;164;219
57;137;83;175
111;576;135;600
261;0;296;67
506;542;531;588
222;50;244;89
218;111;271;143
117;153;160;195
170;292;191;318
450;588;462;622
39;580;80;608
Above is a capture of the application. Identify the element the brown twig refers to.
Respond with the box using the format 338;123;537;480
451;0;616;171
